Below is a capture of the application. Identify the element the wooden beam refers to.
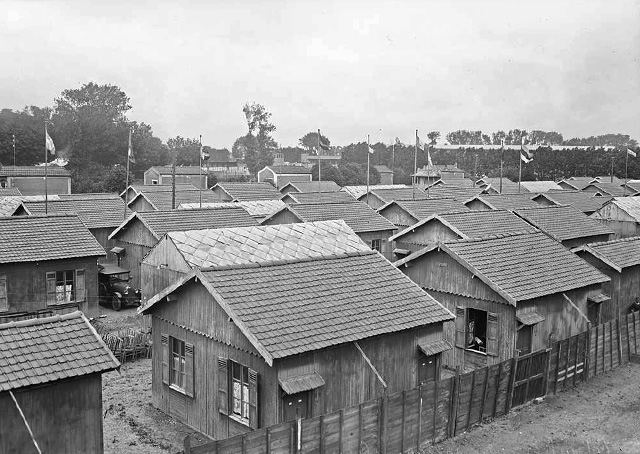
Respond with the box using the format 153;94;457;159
354;342;387;389
505;350;520;413
562;292;590;325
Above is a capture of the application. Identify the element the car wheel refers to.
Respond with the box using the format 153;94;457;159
111;295;122;311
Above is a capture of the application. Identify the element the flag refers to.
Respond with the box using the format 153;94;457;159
45;128;55;155
368;145;375;154
521;137;533;163
11;134;15;147
395;137;401;146
200;145;210;161
128;130;135;163
416;135;424;149
319;135;331;151
628;148;637;158
427;148;433;167
520;153;532;164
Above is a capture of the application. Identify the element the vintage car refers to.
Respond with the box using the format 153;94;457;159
98;264;141;311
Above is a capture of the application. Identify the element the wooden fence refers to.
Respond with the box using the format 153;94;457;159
183;313;640;454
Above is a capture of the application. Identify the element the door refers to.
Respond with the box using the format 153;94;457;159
516;324;532;355
283;391;310;422
418;353;437;384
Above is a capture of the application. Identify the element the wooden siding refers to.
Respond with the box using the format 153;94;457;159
7;176;70;196
378;204;418;229
140;238;191;302
359;194;386;209
561;233;612;249
144;169;162;185
149;280;448;440
464;199;492;211
357;230;396;261
129;196;156;212
0;257;99;319
0;374;103;454
91;227;119;254
110;219;162;289
592;203;640;239
261;209;302;226
395;220;460;253
211;187;234;202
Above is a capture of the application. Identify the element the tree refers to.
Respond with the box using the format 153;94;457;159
427;131;441;145
311;163;343;185
167;136;201;166
299;131;330;153
236;102;277;175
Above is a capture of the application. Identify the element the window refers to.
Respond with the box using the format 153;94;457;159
170;337;186;389
0;276;7;312
152;179;158;185
46;269;85;305
217;357;258;428
371;239;382;252
455;307;498;356
516;323;532;355
161;334;194;397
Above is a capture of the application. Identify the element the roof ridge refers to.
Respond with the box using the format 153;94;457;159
0;212;79;219
0;311;82;330
588;235;640;248
200;250;376;271
443;230;540;244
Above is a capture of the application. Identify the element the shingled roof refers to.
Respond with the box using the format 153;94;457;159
109;207;257;241
575;237;640;272
128;190;225;211
280;181;342;193
167;220;370;269
534;191;612;214
397;232;609;304
23;193;130;228
142;248;453;364
0;311;119;392
514;205;613;242
121;183;199;197
0;197;28;216
0;214;105;263
268;201;396;233
558;177;595;190
359;187;428;203
282;191;356;204
341;184;411;199
378;199;470;227
148;166;203;175
0;187;22;196
391;210;538;243
178;200;287;219
211;182;283;201
0;166;70;177
583;182;630;197
466;194;540;211
264;165;311;175
422;186;484;200
595;197;640;222
519;181;564;192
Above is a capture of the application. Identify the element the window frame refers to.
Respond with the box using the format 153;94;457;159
169;336;186;391
455;306;499;357
230;360;251;424
371;238;382;252
46;269;84;305
217;357;258;429
0;275;7;312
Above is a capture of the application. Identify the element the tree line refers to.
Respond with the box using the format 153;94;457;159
0;82;638;192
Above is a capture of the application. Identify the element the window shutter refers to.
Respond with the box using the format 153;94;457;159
455;307;466;348
184;343;194;398
161;334;169;385
46;272;56;305
218;357;229;415
75;269;86;302
486;312;499;356
0;276;7;311
248;367;258;429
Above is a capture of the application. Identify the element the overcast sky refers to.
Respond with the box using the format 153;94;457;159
1;0;639;148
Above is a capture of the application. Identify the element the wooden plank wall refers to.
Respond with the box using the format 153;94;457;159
183;312;640;454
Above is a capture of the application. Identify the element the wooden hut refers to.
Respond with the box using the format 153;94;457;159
256;165;312;188
178;200;287;222
108;208;257;289
395;232;610;371
530;190;612;215
514;205;614;248
464;193;540;211
377;198;470;229
279;180;341;194
0;311;119;454
590;197;640;238
139;226;453;440
582;182;631;197
120;183;198;204
0;214;105;321
210;182;283;202
127;190;224;212
280;191;355;205
574;236;640;321
356;187;428;209
261;201;397;260
144;165;208;188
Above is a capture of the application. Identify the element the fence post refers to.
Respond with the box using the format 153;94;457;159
379;391;388;454
183;435;191;454
432;379;439;445
625;313;632;362
358;403;364;453
479;366;490;422
573;336;579;387
466;369;476;430
617;317;623;367
492;362;502;418
594;325;599;377
447;367;460;438
584;324;591;381
505;350;520;414
416;385;423;451
543;347;553;396
609;321;614;370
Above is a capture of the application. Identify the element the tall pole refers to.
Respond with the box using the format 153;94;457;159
499;139;504;194
366;134;370;206
199;135;203;209
611;156;614;183
171;158;176;210
44;122;49;215
124;129;131;219
413;130;418;200
624;150;629;197
317;129;322;183
391;139;395;183
426;143;430;199
518;153;522;194
12;134;16;166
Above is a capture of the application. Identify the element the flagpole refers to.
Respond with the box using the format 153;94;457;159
12;134;16;166
44;122;48;215
125;128;131;219
391;139;395;183
367;134;370;206
426;142;430;199
413;130;418;200
499;139;504;194
199;135;203;208
317;129;322;183
518;150;522;194
625;149;629;196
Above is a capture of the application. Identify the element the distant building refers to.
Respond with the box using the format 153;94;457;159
590;197;640;238
256;165;312;189
374;165;394;185
210;182;283;202
0;166;71;196
413;165;464;186
531;190;612;215
279;180;342;194
143;166;208;189
0;311;119;454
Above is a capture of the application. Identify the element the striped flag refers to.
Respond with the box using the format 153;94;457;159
128;129;135;163
427;148;433;166
200;145;210;161
368;145;375;154
45;127;55;155
521;137;533;163
628;148;637;158
319;136;331;151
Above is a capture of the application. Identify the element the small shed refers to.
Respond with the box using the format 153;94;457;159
574;237;640;321
144;166;207;188
139;229;453;439
0;214;105;321
120;183;198;204
279;180;341;194
178;200;287;222
519;181;564;192
374;165;394;185
475;177;525;194
377;198;470;229
261;201;398;260
108;207;257;288
210;182;283;202
590;197;640;238
582;182;631;197
389;210;538;257
395;231;610;371
357;187;428;209
556;177;595;191
531;190;612;215
464;193;540;211
514;205;614;248
127;190;224;212
256;165;312;188
0;311;120;454
0;166;71;196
